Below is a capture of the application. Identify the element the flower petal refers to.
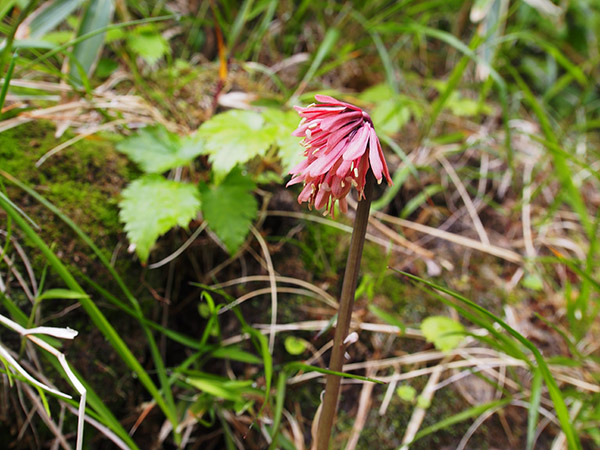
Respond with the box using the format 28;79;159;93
319;111;361;131
307;139;347;177
342;124;370;161
368;127;383;180
315;95;361;111
335;159;352;178
325;120;360;153
314;186;330;209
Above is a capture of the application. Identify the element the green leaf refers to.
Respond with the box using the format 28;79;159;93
396;385;417;402
412;399;510;444
261;108;303;173
185;376;254;402
527;368;543;450
446;92;492;117
369;304;406;333
119;175;201;263
210;346;263;364
116;125;204;173
522;274;544;291
371;98;411;135
37;289;89;301
126;27;169;65
421;316;465;352
95;57;118;78
285;362;385;384
197;110;277;180
200;167;257;254
397;270;582;450
284;336;307;355
29;0;85;38
70;0;114;86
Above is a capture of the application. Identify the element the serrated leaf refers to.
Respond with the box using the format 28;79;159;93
197;110;277;180
200;167;257;254
116;125;203;173
421;316;465;352
127;28;169;65
261;108;303;173
119;175;200;262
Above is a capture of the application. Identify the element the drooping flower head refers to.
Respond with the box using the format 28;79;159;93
287;95;392;215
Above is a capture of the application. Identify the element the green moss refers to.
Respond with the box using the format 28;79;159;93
299;220;351;280
0;121;132;248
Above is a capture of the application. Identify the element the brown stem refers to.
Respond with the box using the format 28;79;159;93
316;173;375;450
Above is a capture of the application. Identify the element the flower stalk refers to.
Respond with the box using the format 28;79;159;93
316;172;374;450
286;95;391;449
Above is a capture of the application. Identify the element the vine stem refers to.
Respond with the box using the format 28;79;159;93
316;173;375;450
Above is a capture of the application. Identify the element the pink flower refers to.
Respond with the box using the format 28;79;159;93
287;95;392;215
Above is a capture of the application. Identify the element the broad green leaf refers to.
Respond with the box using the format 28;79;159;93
29;0;85;38
119;175;201;263
197;110;277;180
421;316;465;352
261;108;303;173
116;125;204;173
200;167;258;254
127;27;169;65
70;0;114;86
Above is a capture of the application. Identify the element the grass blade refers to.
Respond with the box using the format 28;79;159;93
412;398;511;444
0;191;181;443
396;270;582;450
526;367;543;450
